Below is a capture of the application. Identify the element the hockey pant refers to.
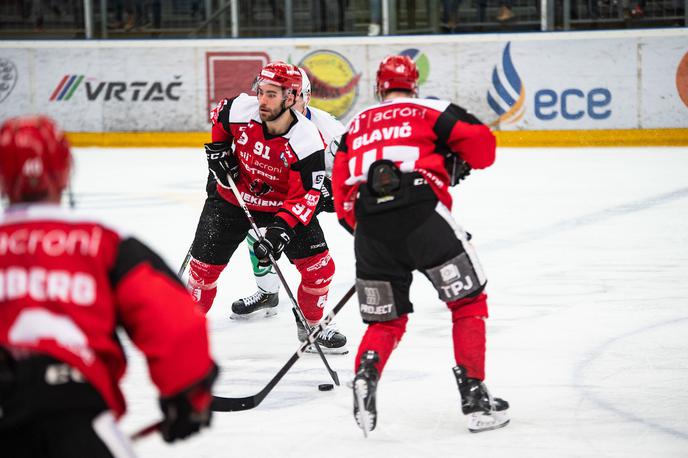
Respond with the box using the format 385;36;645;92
187;191;332;314
353;199;489;380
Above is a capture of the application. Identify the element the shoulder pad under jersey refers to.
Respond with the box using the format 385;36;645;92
285;109;327;161
229;93;260;124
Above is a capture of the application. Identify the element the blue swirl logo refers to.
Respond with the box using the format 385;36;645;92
487;42;525;126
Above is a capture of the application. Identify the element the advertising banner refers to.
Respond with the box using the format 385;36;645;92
1;30;686;133
640;37;688;129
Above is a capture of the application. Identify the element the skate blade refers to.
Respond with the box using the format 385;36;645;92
467;410;510;433
304;344;349;355
230;308;278;320
353;380;373;437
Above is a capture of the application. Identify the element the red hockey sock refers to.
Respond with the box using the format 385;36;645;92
355;315;408;375
447;293;488;380
187;258;226;314
293;252;334;323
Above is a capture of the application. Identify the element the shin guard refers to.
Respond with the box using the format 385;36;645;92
293;251;335;323
187;258;226;314
447;293;488;380
355;315;409;375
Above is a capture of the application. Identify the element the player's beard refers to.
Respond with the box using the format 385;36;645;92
259;102;285;122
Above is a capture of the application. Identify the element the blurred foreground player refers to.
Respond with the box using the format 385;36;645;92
0;116;217;457
332;55;510;435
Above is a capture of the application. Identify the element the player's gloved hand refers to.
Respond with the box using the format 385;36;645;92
253;219;295;267
205;141;239;189
159;363;218;443
445;155;471;186
316;177;335;214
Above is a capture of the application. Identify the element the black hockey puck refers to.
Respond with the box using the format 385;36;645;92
318;383;334;391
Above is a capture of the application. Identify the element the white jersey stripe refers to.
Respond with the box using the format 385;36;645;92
434;202;487;285
92;411;137;458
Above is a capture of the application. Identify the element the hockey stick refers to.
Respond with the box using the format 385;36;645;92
67;183;76;209
224;174;341;386
130;420;162;441
212;284;355;412
177;245;192;278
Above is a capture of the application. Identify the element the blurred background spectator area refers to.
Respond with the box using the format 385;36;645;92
0;0;685;39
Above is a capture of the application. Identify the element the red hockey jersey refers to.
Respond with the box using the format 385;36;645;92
0;204;213;418
332;97;496;230
211;93;328;228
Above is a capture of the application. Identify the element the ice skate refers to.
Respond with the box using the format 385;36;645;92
230;290;279;319
453;365;510;433
353;351;380;437
296;319;348;354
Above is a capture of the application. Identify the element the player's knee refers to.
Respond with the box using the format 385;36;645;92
295;251;334;289
188;258;225;288
447;292;488;320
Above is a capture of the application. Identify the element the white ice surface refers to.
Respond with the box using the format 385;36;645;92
69;146;688;457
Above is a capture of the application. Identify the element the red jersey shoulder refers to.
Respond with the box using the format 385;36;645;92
348;98;450;127
210;99;228;125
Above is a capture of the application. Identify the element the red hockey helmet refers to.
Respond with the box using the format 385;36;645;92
376;55;419;97
253;61;302;97
0;115;71;203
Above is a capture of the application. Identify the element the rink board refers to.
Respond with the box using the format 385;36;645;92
0;29;687;145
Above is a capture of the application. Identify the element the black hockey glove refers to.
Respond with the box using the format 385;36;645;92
205;141;239;189
253;219;295;267
316;177;335;214
159;363;218;443
445;155;471;186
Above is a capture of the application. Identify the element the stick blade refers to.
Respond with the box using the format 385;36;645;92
211;394;259;412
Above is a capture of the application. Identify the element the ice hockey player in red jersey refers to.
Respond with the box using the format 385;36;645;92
231;66;346;321
187;61;347;353
0;116;218;457
332;55;510;435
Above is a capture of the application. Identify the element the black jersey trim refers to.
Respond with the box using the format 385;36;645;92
433;103;484;145
217;97;237;134
337;132;349;153
109;238;182;287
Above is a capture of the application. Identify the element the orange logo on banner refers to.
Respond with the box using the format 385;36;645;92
677;51;688;108
206;52;270;120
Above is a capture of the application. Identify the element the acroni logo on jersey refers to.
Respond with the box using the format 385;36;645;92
50;75;183;102
487;42;525;127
